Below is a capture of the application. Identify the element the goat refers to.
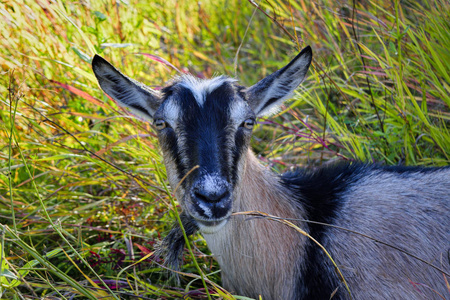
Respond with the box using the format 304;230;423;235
91;46;450;299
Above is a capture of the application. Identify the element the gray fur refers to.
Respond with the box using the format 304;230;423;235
327;169;450;299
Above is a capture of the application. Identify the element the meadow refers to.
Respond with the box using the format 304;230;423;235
0;0;449;299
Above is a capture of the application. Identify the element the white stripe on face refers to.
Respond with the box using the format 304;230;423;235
178;75;237;106
229;99;250;125
162;98;181;128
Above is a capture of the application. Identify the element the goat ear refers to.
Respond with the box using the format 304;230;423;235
92;55;161;121
246;46;312;117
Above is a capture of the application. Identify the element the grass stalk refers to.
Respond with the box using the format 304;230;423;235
160;164;213;300
1;225;95;299
0;0;448;298
7;73;19;233
9;120;119;299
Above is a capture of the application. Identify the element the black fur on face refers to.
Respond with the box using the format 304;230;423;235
154;78;255;229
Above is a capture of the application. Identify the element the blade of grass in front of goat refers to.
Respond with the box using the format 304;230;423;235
155;163;213;300
146;260;237;299
233;210;353;299
235;211;450;277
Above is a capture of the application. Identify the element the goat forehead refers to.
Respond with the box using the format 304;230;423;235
178;75;238;106
161;75;248;125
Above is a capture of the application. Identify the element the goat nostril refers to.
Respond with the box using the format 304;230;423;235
194;189;229;203
194;190;209;203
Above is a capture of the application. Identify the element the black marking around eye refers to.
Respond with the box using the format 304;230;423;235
160;128;186;181
231;128;247;185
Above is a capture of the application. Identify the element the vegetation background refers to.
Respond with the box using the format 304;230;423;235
0;0;449;299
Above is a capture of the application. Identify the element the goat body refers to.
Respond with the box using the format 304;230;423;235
92;47;450;299
203;151;449;299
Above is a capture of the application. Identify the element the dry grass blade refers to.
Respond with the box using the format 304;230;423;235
1;0;448;298
232;210;353;298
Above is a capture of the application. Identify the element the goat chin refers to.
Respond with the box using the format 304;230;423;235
196;218;229;233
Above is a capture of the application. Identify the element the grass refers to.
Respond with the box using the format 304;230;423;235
0;0;449;299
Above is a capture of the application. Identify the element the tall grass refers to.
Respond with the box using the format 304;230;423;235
0;0;448;299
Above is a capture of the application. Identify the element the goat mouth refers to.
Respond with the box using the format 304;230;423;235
195;218;229;233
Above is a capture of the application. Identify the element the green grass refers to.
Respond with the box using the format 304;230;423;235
0;0;449;299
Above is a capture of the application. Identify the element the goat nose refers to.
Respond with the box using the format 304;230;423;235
193;182;230;203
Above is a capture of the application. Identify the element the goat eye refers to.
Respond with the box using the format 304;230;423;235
242;119;255;130
154;119;167;130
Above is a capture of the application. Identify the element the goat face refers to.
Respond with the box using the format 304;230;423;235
91;46;312;233
153;77;256;232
